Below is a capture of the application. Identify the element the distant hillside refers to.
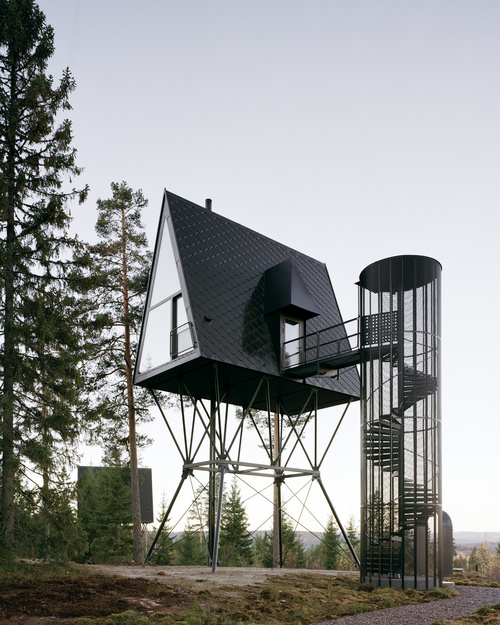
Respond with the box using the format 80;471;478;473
164;529;499;547
454;531;500;544
282;531;500;547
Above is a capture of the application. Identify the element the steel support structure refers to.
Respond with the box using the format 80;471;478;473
359;256;442;589
143;366;360;570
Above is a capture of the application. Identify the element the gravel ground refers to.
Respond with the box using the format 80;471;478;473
86;564;356;587
317;586;500;625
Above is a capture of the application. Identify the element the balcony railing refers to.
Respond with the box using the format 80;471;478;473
170;321;196;359
281;317;360;377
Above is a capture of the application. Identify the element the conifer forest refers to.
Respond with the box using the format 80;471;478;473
1;0;499;583
0;0;358;569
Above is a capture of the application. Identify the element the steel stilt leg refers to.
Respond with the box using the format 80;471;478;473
142;474;187;566
317;476;360;568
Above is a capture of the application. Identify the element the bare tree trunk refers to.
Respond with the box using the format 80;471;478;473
1;226;16;546
41;373;51;556
122;208;143;563
126;360;142;563
1;69;18;546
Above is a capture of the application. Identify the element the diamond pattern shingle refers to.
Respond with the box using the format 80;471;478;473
165;191;359;401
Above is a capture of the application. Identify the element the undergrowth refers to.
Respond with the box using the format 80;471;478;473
430;603;500;625
0;563;462;625
0;559;95;584
451;571;500;589
71;573;458;625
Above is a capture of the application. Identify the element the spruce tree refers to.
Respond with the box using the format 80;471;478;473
81;181;152;563
176;519;207;565
322;515;341;570
77;459;133;563
253;530;273;568
280;513;306;568
0;0;87;549
253;511;305;568
338;515;359;571
150;493;175;565
21;476;87;561
219;478;253;566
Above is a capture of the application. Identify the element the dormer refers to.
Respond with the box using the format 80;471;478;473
264;258;320;371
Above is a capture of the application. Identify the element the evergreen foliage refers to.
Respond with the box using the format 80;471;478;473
219;478;253;566
322;515;341;570
176;520;207;565
150;492;175;565
77;459;133;563
253;511;305;568
0;0;88;551
338;515;360;571
78;181;152;562
15;473;87;561
175;482;208;565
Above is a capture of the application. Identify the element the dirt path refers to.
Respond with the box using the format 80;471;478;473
87;563;355;588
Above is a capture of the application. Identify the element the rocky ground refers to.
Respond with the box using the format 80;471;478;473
0;565;352;624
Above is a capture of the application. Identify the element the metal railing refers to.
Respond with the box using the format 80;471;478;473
170;321;196;358
281;317;360;371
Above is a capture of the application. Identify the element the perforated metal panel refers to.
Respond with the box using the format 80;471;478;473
359;256;442;590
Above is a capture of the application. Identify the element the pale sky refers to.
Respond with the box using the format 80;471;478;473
38;0;500;534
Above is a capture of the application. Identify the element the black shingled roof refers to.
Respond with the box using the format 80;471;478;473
134;191;359;414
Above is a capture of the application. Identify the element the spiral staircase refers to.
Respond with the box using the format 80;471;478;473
364;361;438;576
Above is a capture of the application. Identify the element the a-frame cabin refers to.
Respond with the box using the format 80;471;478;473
134;190;359;414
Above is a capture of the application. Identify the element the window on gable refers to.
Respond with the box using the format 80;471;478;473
281;317;304;368
171;293;193;358
137;213;196;374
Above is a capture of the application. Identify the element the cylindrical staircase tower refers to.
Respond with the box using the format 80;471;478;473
359;256;442;589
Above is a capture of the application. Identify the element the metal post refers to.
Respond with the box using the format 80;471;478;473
317;476;360;568
208;398;216;565
277;477;283;567
142;474;187;566
273;410;282;568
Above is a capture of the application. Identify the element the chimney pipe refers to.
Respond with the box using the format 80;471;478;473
205;198;212;211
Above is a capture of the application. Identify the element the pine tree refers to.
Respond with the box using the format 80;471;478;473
25;477;87;561
281;513;306;568
81;181;152;563
77;458;133;563
338;515;360;571
176;519;207;565
253;530;273;568
468;546;478;572
150;492;175;565
253;512;305;568
219;478;253;566
322;515;341;570
0;0;88;549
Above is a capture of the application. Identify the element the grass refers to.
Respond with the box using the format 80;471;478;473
0;562;462;625
450;572;500;589
429;603;500;625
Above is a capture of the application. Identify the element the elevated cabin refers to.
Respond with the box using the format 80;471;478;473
133;191;359;414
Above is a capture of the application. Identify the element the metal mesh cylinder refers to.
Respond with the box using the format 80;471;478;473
359;256;442;589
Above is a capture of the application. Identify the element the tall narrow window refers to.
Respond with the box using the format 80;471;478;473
281;317;304;368
171;294;192;358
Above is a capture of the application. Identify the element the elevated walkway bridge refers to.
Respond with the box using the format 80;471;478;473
281;317;389;378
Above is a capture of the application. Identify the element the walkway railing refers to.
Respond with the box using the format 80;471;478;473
281;317;360;374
